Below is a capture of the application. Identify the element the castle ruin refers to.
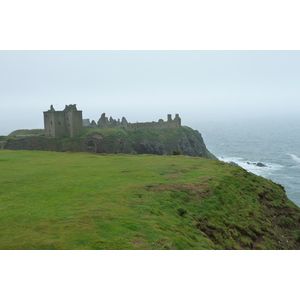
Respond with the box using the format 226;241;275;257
44;105;181;137
44;105;83;137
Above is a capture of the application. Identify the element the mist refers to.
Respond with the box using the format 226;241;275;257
1;50;300;136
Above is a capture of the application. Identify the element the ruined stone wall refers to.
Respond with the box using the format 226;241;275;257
89;113;128;130
83;119;91;127
45;105;181;136
84;113;181;131
126;114;181;131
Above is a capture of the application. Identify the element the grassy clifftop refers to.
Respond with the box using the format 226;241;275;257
3;126;217;159
0;150;299;250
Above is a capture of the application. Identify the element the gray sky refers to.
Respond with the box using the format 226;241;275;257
1;50;300;135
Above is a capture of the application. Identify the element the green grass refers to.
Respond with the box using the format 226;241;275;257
8;129;45;136
0;150;300;250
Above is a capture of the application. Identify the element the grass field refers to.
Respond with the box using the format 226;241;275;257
1;150;300;250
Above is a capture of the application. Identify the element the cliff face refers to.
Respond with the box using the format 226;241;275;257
4;127;217;159
115;127;216;159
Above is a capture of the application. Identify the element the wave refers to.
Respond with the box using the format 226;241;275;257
287;153;300;164
290;165;300;169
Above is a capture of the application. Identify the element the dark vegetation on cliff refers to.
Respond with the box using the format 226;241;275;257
0;150;299;250
2;127;216;159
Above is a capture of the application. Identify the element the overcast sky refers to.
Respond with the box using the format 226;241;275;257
1;50;300;135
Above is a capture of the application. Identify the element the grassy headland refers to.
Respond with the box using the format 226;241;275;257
2;127;217;159
0;150;299;250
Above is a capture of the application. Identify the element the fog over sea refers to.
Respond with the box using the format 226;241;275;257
198;117;300;207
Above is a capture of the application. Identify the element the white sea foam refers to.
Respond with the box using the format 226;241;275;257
218;156;244;163
218;156;283;176
288;153;300;164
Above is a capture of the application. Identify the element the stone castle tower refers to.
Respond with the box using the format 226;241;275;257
44;104;83;137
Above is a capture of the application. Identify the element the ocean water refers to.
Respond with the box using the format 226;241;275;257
198;117;300;207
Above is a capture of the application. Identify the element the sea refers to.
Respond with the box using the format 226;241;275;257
197;117;300;207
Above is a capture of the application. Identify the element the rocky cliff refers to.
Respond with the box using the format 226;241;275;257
3;127;217;159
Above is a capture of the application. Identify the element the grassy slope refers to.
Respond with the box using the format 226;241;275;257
0;150;300;250
8;129;45;136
